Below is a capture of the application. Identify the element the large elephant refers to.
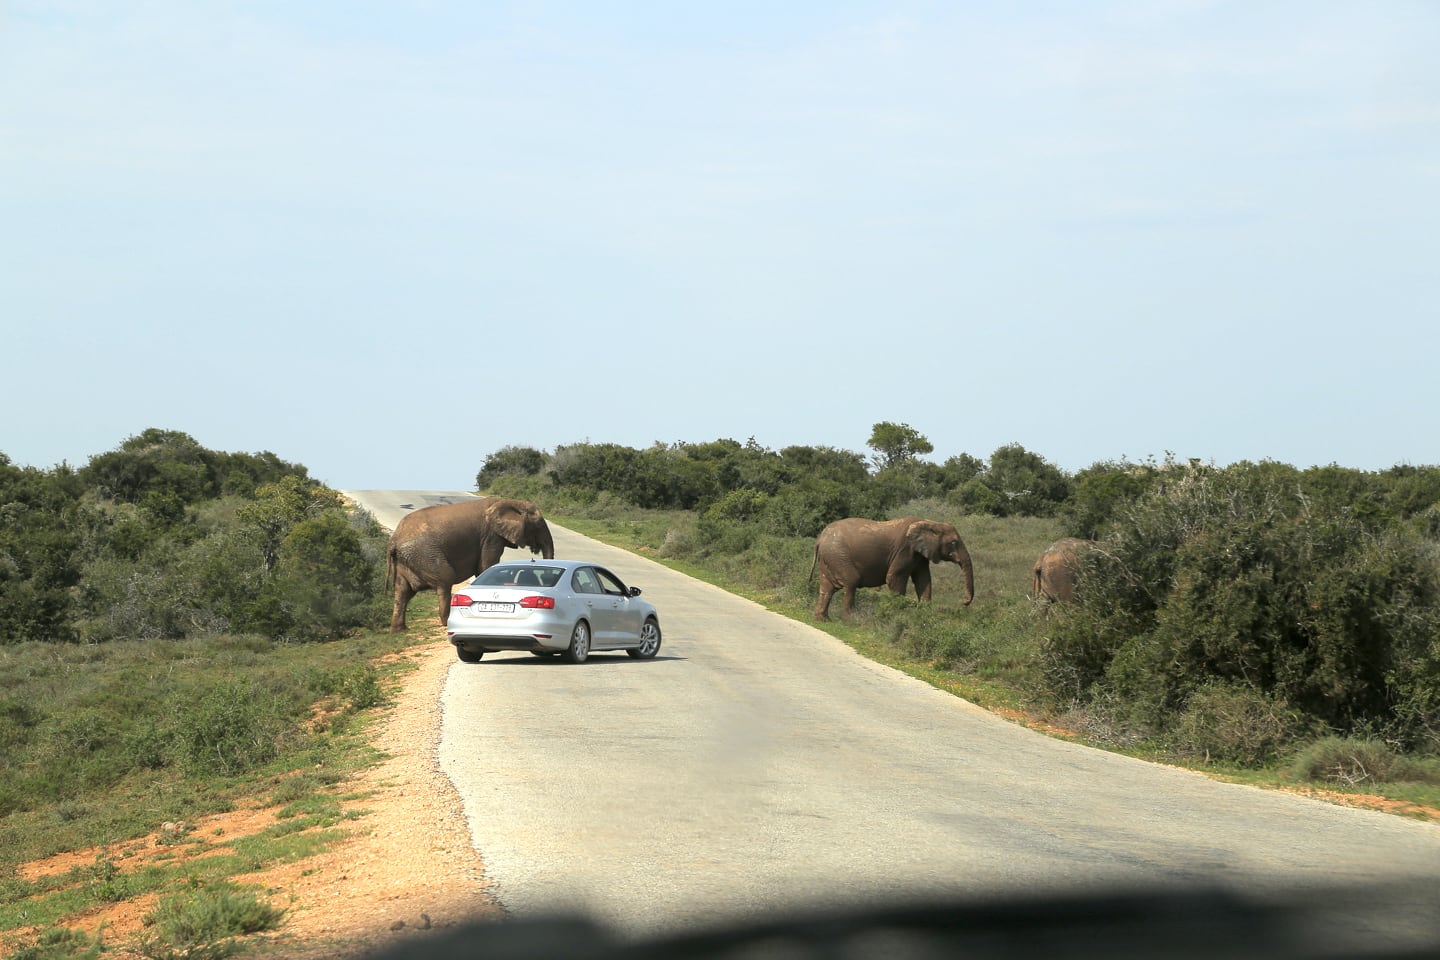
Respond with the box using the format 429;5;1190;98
809;516;974;621
1032;537;1099;603
386;497;555;632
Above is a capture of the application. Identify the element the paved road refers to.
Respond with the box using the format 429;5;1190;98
347;490;1440;949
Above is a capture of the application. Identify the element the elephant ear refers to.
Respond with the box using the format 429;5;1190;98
489;502;530;547
905;520;943;560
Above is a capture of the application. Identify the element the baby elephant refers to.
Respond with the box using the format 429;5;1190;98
1032;538;1100;603
810;516;975;621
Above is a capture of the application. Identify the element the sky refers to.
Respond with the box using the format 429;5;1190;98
3;1;1438;491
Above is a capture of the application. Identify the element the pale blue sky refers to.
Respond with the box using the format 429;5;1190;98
4;1;1437;489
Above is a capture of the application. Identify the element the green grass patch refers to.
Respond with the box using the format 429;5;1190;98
0;612;437;955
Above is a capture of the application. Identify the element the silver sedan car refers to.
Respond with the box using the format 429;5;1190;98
445;560;662;664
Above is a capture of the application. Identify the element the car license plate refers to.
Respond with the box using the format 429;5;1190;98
473;602;514;613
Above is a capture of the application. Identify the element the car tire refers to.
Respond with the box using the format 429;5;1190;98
455;646;483;663
627;618;662;659
564;621;591;664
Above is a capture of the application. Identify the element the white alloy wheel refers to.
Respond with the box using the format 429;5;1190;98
627;619;662;659
564;620;591;663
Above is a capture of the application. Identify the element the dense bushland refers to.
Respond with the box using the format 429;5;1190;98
1039;461;1440;762
480;433;1440;779
1;428;390;646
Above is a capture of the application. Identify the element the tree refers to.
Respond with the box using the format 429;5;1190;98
80;428;216;505
476;446;547;490
866;422;933;471
981;444;1072;517
236;476;342;572
0;457;85;643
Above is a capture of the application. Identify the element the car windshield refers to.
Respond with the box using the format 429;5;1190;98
472;565;565;588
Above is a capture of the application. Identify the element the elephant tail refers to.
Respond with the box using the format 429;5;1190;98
385;541;397;593
808;542;818;585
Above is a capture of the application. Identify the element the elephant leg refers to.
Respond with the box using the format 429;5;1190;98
842;585;858;617
815;581;836;621
391;578;418;633
885;572;910;597
913;566;934;602
436;583;454;627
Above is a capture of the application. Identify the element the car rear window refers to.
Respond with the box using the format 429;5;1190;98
473;566;565;587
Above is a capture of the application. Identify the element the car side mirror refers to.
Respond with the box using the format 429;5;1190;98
628;586;642;597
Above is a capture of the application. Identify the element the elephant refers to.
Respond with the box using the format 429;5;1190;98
809;516;974;621
386;497;555;632
1032;537;1099;603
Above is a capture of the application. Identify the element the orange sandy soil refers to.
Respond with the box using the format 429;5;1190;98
6;635;505;959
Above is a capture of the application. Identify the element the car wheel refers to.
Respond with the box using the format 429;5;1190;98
627;618;662;659
455;647;483;663
563;621;591;664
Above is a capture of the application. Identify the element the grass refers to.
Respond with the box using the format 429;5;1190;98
0;598;439;959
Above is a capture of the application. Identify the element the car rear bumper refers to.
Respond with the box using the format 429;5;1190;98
447;632;561;654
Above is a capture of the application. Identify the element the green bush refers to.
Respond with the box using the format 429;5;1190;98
302;664;386;712
5;925;104;960
877;593;975;668
171;680;298;777
1285;737;1440;786
1040;461;1440;759
142;881;284;958
760;480;852;538
268;512;384;640
476;445;546;489
1167;682;1308;766
697;489;769;553
1061;458;1164;540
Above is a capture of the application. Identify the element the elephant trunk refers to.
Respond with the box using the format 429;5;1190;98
958;551;974;606
538;522;556;559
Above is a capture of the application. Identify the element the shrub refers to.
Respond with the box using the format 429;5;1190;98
697;489;769;552
76;560;191;643
1061;458;1163;540
877;593;974;668
977;444;1073;518
476;445;547;489
171;680;298;777
80;429;216;506
268;512;383;640
1167;682;1308;766
142;881;284;958
1039;461;1440;755
1285;737;1440;786
760;480;852;538
4;926;103;960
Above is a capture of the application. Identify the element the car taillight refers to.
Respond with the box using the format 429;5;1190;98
518;595;555;609
450;594;472;607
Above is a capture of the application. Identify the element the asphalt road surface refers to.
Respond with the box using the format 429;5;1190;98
347;490;1440;951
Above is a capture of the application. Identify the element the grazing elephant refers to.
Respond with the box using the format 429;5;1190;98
810;516;975;621
1033;538;1099;603
386;497;555;632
